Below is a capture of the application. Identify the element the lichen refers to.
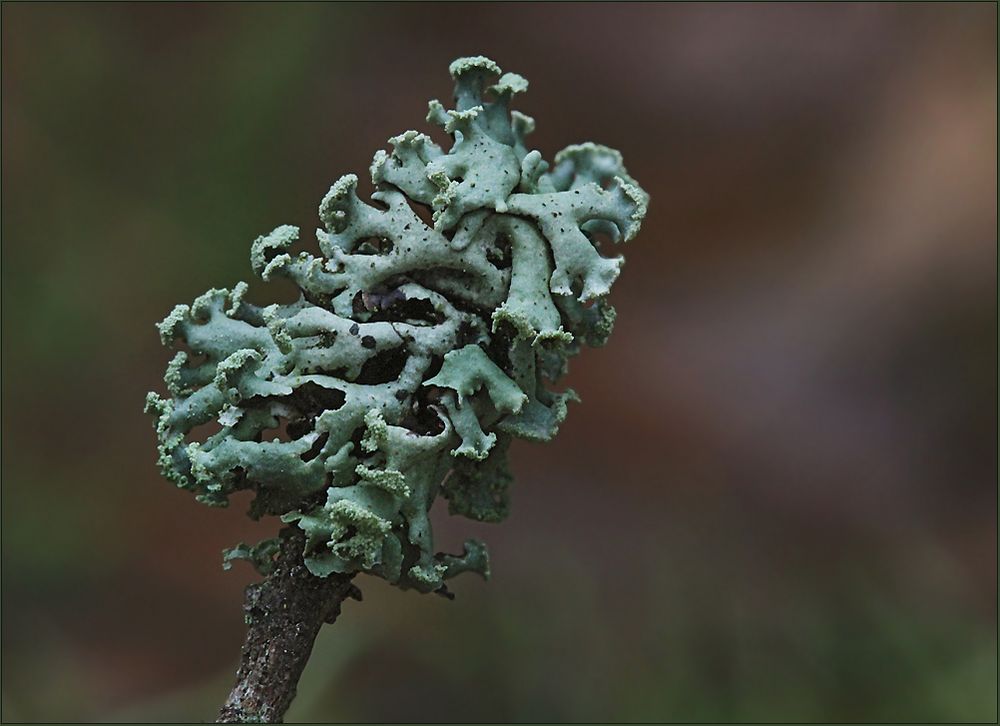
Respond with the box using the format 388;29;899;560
147;55;648;595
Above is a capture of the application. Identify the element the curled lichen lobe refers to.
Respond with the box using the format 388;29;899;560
147;55;648;594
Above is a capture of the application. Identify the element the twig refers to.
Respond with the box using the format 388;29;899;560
217;527;360;723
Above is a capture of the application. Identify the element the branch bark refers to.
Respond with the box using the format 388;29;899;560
218;527;359;724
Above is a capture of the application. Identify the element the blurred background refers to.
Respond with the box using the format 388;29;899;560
2;2;996;722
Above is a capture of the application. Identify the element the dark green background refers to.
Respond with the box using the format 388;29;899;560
2;3;996;722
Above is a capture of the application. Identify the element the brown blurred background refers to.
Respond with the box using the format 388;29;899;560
2;2;996;722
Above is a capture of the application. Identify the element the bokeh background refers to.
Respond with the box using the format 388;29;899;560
2;2;996;722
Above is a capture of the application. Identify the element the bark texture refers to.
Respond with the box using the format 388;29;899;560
218;527;359;724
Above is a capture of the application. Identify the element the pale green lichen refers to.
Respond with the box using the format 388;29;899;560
147;56;648;595
223;538;281;576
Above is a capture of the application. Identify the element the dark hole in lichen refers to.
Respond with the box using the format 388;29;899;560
301;289;335;313
369;295;443;325
351;291;367;315
288;382;347;417
355;345;408;385
353;237;394;255
348;425;367;454
485;233;512;269
362;287;406;314
455;319;479;347
301;431;329;462
423;353;444;382
286;417;313;440
400;384;448;437
396;297;441;324
484;319;515;372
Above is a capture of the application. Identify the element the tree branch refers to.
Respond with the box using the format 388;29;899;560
218;527;359;724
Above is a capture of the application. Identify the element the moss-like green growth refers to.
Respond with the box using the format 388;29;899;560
146;55;648;594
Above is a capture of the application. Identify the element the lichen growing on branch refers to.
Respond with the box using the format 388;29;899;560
146;55;648;595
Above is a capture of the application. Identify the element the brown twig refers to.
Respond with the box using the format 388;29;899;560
217;527;360;724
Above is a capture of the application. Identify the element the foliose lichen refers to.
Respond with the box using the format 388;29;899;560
146;55;648;594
